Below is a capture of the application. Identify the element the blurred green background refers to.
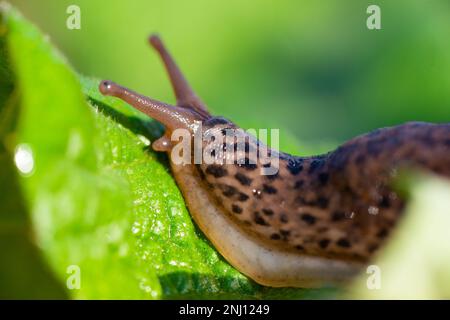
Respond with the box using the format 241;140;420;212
10;0;450;150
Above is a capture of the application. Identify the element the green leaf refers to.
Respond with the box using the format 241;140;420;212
0;4;335;299
0;3;66;299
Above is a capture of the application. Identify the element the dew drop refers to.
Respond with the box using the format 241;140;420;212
132;222;141;234
169;260;177;266
252;188;262;197
346;211;355;219
14;144;34;176
137;135;150;146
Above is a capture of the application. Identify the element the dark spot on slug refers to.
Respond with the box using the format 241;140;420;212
234;172;252;186
218;184;248;202
237;192;249;202
286;158;303;175
262;184;277;194
280;213;288;223
379;195;390;208
231;204;242;214
220;128;230;136
210;149;216;157
330;144;357;171
367;140;383;157
262;209;274;216
336;238;351;248
295;245;305;251
367;244;379;253
263;162;271;168
265;171;279;180
317;196;329;209
319;239;330;249
301;213;316;225
271;233;281;240
253;211;269;226
308;159;324;174
332;211;346;221
318;172;329;186
196;165;206;180
445;139;450;147
420;132;435;147
355;154;366;165
294;180;304;189
296;196;328;209
376;228;388;238
219;184;237;197
295;196;306;206
205;117;230;126
280;229;290;240
206;165;228;178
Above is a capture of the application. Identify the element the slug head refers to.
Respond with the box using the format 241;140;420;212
98;34;218;152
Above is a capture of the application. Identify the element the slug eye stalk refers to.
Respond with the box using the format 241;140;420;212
99;34;210;135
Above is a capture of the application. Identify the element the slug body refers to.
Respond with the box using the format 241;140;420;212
99;35;450;287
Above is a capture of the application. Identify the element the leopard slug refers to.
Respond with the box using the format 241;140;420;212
99;35;450;288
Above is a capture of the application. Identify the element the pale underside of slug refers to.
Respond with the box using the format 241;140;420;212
99;35;450;287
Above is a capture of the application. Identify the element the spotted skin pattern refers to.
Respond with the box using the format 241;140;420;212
99;35;450;286
197;119;450;262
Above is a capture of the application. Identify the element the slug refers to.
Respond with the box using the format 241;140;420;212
99;35;450;288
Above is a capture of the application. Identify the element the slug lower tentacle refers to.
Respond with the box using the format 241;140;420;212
99;34;450;288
